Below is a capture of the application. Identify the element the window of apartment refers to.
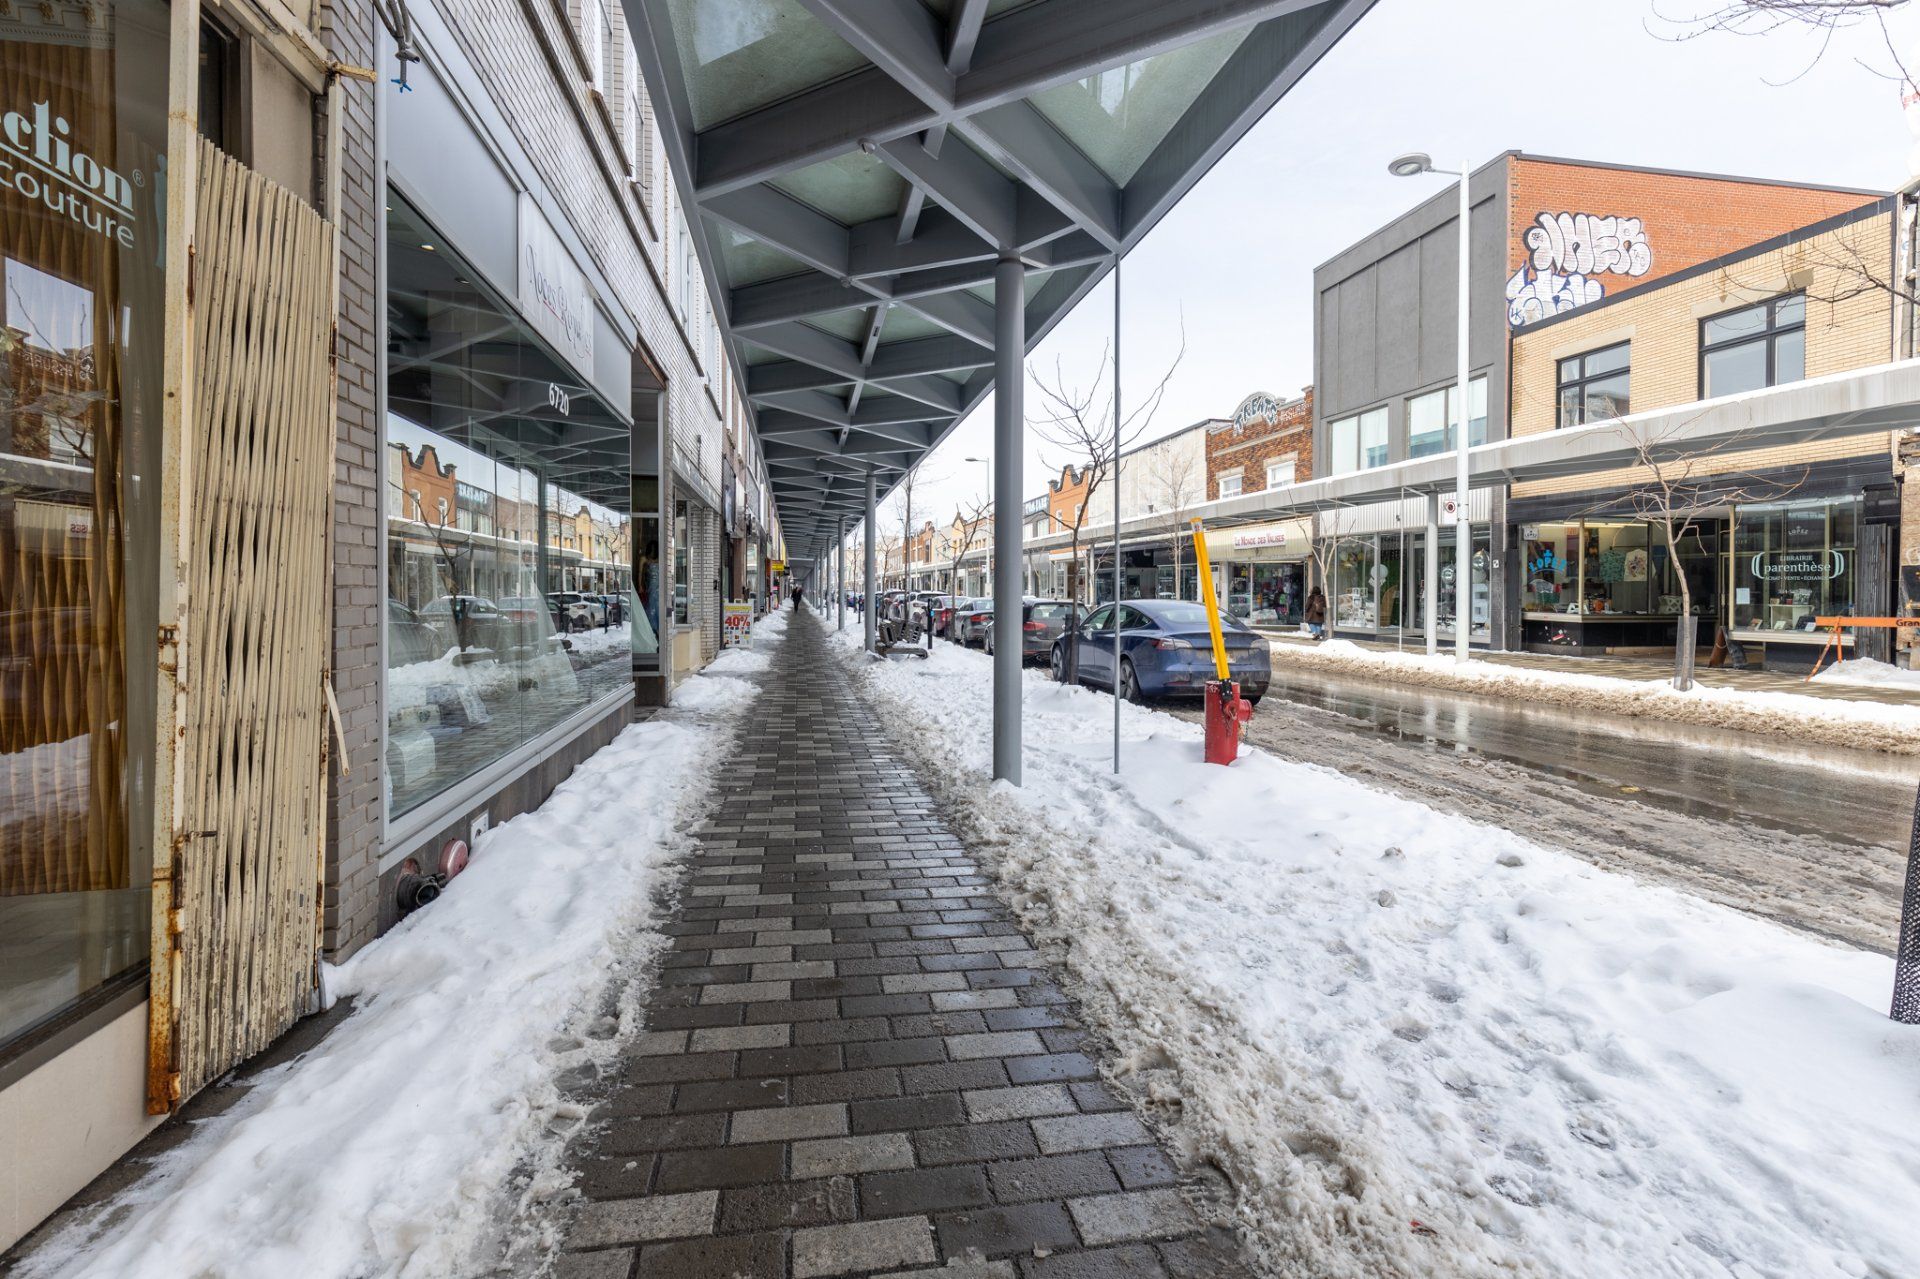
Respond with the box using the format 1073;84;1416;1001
1406;378;1488;458
1556;342;1630;427
673;499;691;624
1217;469;1243;498
579;0;613;94
1264;455;1296;488
1701;293;1805;398
624;51;653;205
1327;407;1389;474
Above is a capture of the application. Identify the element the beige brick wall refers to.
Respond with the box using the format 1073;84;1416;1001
1511;210;1895;499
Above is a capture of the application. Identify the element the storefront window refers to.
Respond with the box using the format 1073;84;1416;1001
1522;523;1581;610
2;0;170;1045
1334;539;1377;627
1732;499;1857;634
672;499;690;625
383;197;634;820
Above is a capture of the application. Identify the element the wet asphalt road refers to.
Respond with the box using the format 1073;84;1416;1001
1157;668;1920;954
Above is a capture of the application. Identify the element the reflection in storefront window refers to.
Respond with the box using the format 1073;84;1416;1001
383;195;634;821
2;0;170;1045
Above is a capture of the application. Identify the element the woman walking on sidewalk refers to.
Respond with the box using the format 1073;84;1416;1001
1305;586;1327;639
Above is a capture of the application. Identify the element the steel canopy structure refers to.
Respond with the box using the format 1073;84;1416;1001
623;0;1377;564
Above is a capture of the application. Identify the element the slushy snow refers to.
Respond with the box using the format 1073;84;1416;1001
840;631;1920;1279
14;609;785;1279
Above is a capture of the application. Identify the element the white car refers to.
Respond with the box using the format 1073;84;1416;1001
547;591;605;630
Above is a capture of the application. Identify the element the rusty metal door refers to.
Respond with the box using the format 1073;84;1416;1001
146;138;336;1112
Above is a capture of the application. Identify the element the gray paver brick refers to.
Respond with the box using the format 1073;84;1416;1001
569;1190;717;1246
793;1216;938;1278
962;1084;1077;1123
728;1102;848;1144
792;1132;917;1178
1068;1189;1200;1245
1033;1113;1155;1155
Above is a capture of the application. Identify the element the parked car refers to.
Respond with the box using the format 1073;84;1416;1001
955;598;994;647
387;599;443;664
987;598;1075;663
547;591;605;630
914;593;955;636
1050;599;1270;703
597;593;625;625
418;595;512;650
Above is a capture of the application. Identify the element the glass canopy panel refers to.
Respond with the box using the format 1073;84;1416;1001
878;308;953;343
773;151;908;227
1026;29;1248;185
805;308;874;343
667;0;869;131
717;227;809;286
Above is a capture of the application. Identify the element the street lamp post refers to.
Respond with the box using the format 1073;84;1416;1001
1390;152;1474;663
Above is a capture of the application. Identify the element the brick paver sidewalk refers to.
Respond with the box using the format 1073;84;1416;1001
552;608;1253;1279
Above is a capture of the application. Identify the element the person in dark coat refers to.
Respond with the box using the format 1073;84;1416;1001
1304;586;1327;639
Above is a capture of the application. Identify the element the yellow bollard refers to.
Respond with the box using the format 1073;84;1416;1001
1188;518;1230;681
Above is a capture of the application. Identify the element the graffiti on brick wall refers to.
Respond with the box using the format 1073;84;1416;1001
1506;211;1652;328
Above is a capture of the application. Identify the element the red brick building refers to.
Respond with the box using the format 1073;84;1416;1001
1205;388;1313;501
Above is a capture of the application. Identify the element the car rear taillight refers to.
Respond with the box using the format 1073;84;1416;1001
1154;636;1194;651
1023;620;1045;632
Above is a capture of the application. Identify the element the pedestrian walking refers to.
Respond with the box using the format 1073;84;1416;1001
1305;586;1327;639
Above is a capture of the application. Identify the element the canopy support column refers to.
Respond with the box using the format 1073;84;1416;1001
864;470;878;654
992;254;1025;785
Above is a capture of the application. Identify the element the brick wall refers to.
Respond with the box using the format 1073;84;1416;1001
1205;389;1313;499
1507;157;1880;323
1510;207;1894;500
320;0;383;960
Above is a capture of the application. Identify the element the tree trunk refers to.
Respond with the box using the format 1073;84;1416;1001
1671;555;1696;692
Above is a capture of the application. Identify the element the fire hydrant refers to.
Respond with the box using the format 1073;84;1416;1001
1203;678;1254;766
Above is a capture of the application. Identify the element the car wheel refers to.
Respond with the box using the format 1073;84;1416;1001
1245;693;1263;708
983;631;993;655
1050;645;1068;683
1118;659;1145;704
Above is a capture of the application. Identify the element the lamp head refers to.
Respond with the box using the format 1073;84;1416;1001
1388;152;1435;178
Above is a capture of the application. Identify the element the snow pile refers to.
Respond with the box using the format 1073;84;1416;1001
1271;639;1920;755
19;670;752;1279
1813;658;1920;691
846;639;1920;1279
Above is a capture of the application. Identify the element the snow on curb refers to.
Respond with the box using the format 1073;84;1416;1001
1269;639;1920;756
840;635;1920;1279
17;669;757;1279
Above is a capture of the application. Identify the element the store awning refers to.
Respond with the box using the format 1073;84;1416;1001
1022;360;1920;552
623;0;1379;566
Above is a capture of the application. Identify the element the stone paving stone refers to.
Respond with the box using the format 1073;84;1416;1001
791;1132;916;1178
569;1190;718;1247
793;1216;938;1277
553;610;1253;1277
1067;1189;1200;1246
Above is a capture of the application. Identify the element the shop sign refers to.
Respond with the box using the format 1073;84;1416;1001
723;601;753;647
517;194;595;380
1752;550;1844;581
1229;523;1291;551
1;101;140;249
1232;392;1283;431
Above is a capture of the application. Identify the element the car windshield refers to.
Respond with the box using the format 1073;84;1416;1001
1030;603;1071;622
1145;603;1213;627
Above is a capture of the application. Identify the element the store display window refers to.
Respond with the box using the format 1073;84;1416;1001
1731;499;1857;634
1522;523;1580;609
383;196;634;821
1334;539;1377;628
1;0;170;1047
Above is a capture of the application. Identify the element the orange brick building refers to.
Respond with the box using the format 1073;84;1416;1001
1205;388;1314;501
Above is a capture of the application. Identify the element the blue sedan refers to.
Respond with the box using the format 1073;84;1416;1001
1050;599;1270;703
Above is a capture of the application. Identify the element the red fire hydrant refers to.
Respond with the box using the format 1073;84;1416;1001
1203;678;1254;766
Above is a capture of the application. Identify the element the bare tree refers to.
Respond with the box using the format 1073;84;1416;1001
1571;418;1809;690
1306;502;1360;636
1030;334;1185;680
945;495;993;608
1149;440;1204;601
1649;0;1913;86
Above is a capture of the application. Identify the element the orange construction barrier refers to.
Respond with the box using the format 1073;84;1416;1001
1806;617;1920;681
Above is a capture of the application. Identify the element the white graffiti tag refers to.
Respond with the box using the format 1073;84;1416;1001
1526;212;1652;278
1509;210;1653;328
1506;266;1605;327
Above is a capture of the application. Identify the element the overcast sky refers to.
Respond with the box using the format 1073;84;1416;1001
879;0;1919;532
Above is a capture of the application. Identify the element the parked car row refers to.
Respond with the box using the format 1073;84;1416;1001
387;590;630;665
942;594;1272;704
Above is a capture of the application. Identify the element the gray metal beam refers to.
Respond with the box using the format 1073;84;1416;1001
959;104;1121;249
792;0;954;111
876;135;1018;250
703;186;851;277
945;0;989;73
958;0;1324;108
1124;2;1371;238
